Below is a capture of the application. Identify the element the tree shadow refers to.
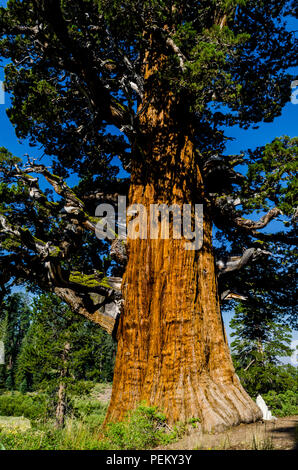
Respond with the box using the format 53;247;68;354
270;420;298;450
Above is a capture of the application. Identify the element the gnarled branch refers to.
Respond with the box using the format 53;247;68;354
234;208;282;230
216;247;273;275
212;196;296;245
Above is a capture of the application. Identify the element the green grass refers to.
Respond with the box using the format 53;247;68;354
71;395;108;429
101;403;179;450
3;385;296;450
0;391;49;421
0;391;179;450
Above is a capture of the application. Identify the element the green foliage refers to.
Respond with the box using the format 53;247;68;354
18;379;28;395
262;390;298;417
0;419;108;450
0;315;7;341
71;395;108;430
231;312;294;367
0;428;61;451
230;297;297;398
243;136;298;217
0;399;179;450
0;293;32;390
0;147;21;168
0;391;49;421
233;361;298;397
176;21;250;113
15;292;116;396
0;416;31;433
102;403;175;450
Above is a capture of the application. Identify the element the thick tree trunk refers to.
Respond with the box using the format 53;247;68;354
106;219;261;431
105;53;262;432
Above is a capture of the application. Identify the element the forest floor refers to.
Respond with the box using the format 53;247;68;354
157;415;298;450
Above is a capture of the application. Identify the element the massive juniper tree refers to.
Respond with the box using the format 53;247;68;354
0;1;297;431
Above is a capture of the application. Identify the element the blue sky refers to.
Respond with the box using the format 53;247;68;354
0;2;297;358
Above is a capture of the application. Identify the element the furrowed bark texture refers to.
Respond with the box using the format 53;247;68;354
105;53;262;432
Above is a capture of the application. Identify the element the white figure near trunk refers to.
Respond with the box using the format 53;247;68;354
256;394;277;421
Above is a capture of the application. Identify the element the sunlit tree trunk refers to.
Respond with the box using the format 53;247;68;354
105;51;262;432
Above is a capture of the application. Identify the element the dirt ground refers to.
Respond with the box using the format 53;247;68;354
159;416;298;450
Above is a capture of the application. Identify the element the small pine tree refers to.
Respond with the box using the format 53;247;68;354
16;292;116;426
19;378;28;394
5;374;13;391
230;300;296;397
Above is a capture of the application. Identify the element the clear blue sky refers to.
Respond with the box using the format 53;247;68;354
0;2;297;358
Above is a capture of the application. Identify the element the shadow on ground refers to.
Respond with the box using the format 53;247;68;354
157;416;298;450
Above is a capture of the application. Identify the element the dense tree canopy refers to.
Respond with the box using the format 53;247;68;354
0;1;296;333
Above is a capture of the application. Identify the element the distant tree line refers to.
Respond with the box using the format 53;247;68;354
0;291;116;426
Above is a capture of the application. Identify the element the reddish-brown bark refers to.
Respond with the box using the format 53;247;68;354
105;51;262;432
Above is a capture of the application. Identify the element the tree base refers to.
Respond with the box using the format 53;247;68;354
105;369;262;433
183;373;262;433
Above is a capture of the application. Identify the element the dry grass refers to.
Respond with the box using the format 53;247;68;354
0;416;31;432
